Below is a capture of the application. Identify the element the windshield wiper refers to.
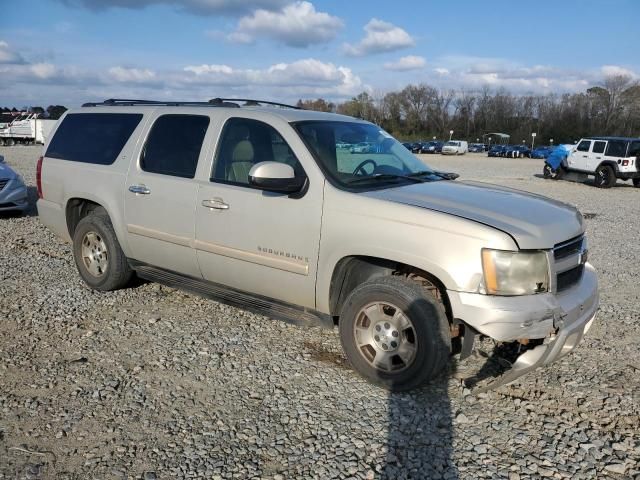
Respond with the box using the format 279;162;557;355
346;173;427;185
409;170;459;180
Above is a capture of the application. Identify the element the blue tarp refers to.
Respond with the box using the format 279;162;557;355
545;144;573;170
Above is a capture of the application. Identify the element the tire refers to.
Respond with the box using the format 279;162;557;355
633;178;640;188
594;164;616;188
72;209;133;291
338;276;451;391
543;164;564;180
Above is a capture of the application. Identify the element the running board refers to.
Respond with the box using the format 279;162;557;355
130;261;334;329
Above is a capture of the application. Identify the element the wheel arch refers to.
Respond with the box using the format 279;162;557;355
328;255;453;325
64;196;132;257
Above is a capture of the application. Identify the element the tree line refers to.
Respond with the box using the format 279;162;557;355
297;74;640;144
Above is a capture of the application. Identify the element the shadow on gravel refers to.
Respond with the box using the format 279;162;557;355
380;298;458;479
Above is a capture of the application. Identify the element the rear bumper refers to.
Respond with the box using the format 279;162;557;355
36;198;71;241
448;263;598;385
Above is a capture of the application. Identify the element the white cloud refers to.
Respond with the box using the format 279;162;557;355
384;55;425;71
0;41;26;64
601;65;637;79
434;68;449;76
342;19;415;57
58;0;289;15
229;1;343;47
182;58;361;95
108;66;157;83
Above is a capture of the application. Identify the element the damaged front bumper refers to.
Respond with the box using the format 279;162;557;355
448;262;598;389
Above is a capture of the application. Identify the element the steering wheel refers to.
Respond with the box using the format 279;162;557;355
353;159;378;176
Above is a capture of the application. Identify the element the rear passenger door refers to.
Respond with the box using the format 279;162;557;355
125;113;210;278
588;140;607;171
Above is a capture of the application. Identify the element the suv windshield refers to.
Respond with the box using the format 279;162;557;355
294;121;443;189
445;141;460;146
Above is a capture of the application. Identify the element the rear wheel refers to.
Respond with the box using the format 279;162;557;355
633;178;640;188
338;276;451;391
594;165;616;188
72;209;133;291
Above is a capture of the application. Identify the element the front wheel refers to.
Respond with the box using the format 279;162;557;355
594;165;616;188
72;210;133;291
543;164;564;180
338;276;451;391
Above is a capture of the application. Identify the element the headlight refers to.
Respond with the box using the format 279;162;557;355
481;249;549;295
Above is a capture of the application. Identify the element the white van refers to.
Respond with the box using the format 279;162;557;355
441;140;468;155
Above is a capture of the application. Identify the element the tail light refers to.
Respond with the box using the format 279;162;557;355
36;156;43;198
622;159;629;166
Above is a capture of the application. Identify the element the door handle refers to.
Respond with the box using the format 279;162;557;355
129;184;151;195
582;155;588;158
202;198;229;210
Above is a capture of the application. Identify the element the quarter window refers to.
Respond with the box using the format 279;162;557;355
592;141;606;154
141;114;209;178
212;117;304;186
46;113;142;165
628;141;640;157
576;140;591;152
605;140;627;157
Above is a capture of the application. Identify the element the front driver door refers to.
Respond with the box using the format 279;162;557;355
194;116;323;309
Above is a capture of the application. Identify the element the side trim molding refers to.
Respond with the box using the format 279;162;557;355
193;240;309;276
127;223;309;276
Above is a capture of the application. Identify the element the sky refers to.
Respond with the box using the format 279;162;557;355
1;0;639;108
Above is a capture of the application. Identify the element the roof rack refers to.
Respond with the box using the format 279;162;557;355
82;98;301;109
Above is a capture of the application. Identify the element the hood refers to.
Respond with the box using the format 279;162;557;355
363;180;584;249
0;162;18;180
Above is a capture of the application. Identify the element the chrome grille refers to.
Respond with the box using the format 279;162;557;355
553;235;586;292
0;179;8;191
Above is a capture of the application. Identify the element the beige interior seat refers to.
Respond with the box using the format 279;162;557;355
227;139;255;183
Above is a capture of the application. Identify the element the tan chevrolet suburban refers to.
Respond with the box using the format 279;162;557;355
36;98;599;391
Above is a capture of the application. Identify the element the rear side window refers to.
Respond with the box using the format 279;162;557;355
141;114;209;178
605;140;627;157
576;140;591;152
592;141;606;154
46;113;142;165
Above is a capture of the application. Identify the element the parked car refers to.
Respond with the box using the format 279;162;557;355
551;136;640;188
468;143;485;153
441;140;468;155
402;142;413;151
487;145;507;157
503;145;531;158
37;98;598;392
421;141;443;154
531;146;554;159
0;155;29;213
350;142;372;154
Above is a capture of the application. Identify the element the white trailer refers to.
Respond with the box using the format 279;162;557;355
0;113;57;146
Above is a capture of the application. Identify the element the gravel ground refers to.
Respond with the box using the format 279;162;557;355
0;145;639;480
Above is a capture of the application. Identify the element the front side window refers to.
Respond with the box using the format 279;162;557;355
294;121;444;191
141;114;209;178
605;140;627;157
576;140;591;152
212;117;304;186
46;113;142;165
592;141;606;154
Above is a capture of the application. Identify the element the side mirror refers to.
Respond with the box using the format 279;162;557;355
248;161;305;193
